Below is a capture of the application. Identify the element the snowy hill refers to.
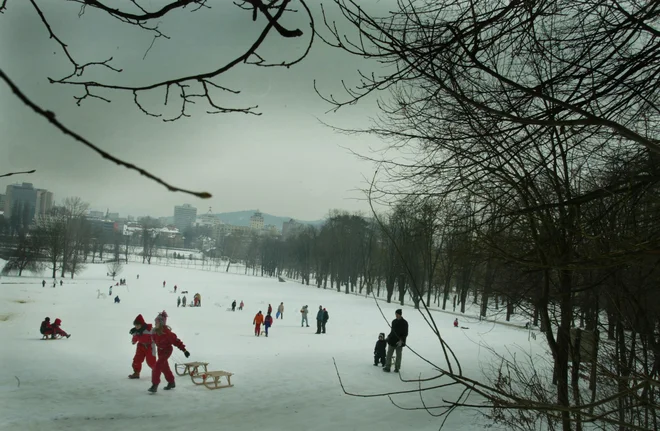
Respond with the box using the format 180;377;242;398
0;262;548;431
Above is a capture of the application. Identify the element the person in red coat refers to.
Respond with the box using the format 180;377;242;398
253;311;264;336
51;318;71;338
148;311;190;393
128;314;156;379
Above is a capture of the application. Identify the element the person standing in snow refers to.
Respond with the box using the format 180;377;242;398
322;308;329;334
373;333;387;367
174;285;177;293
59;279;63;286
109;286;113;296
177;296;181;308
315;306;324;334
163;281;166;288
182;295;187;307
267;304;273;315
253;311;264;337
239;300;244;311
300;305;309;327
149;311;190;393
277;302;284;319
42;280;46;288
231;300;237;312
453;318;459;328
383;309;409;373
264;312;273;337
129;314;156;379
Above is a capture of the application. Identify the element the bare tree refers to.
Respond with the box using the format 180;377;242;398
107;260;123;281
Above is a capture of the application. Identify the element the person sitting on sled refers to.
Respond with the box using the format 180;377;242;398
50;318;71;338
40;317;52;337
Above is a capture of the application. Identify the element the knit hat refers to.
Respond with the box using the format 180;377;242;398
379;332;385;339
395;309;402;316
44;317;50;322
155;310;168;325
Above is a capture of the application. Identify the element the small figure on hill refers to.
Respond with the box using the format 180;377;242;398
453;318;459;328
40;317;52;337
239;300;244;311
163;281;166;288
267;304;273;315
129;314;155;379
42;280;46;288
51;318;71;339
264;312;273;337
181;295;187;307
315;306;324;334
177;296;181;308
109;286;113;296
300;305;309;327
374;333;387;367
231;300;237;312
174;285;177;293
148;311;190;393
322;308;329;334
137;274;139;279
277;302;284;319
59;279;63;286
193;293;201;307
253;311;264;337
114;295;120;304
383;309;408;373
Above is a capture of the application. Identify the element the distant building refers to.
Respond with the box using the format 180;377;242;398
88;210;104;219
282;218;303;238
250;211;264;230
87;219;118;237
106;211;120;221
196;207;222;228
174;204;197;232
3;183;51;221
0;194;5;212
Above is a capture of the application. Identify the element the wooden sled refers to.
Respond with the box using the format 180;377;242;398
175;361;209;377
198;371;234;390
41;334;62;340
278;276;286;282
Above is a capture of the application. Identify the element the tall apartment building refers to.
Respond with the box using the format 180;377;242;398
4;183;52;221
0;194;5;213
174;204;197;232
250;211;265;230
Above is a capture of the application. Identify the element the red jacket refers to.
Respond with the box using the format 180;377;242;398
152;328;186;356
264;315;273;326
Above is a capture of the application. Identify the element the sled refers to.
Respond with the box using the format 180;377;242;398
198;370;234;390
175;361;209;378
41;334;63;340
278;276;285;282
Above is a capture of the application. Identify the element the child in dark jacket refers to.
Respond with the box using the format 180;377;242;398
374;333;387;366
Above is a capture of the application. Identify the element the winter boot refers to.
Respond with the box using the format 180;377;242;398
164;382;175;390
148;384;158;393
383;367;391;373
128;372;140;379
394;368;400;373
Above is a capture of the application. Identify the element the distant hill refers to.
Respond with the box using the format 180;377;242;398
213;210;325;229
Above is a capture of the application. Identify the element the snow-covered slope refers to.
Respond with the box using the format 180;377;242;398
0;262;548;431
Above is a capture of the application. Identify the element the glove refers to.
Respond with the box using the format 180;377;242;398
396;340;403;347
184;351;190;358
129;327;137;335
132;341;136;345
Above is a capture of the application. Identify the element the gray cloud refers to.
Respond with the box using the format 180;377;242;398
0;1;390;220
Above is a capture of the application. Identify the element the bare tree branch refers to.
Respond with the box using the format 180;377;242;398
0;169;36;179
0;68;211;199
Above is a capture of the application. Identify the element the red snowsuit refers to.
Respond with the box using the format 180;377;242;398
151;327;186;386
131;314;156;375
51;318;69;337
253;313;264;336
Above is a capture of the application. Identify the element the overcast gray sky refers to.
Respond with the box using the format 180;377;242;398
0;1;391;221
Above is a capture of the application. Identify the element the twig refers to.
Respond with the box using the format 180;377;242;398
15;376;20;387
0;68;211;199
0;169;36;179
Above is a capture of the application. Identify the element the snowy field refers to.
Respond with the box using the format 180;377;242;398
0;262;549;431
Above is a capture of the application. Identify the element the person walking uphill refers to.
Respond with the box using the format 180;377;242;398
253;311;264;336
383;309;409;373
264;312;273;337
148;311;190;393
129;314;156;379
277;302;284;319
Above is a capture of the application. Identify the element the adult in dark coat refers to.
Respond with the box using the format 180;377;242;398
315;306;324;334
384;309;408;373
321;308;329;334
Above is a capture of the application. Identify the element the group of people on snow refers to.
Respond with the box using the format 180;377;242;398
175;293;201;308
373;309;409;372
42;279;62;288
39;317;71;339
129;311;190;393
231;300;244;311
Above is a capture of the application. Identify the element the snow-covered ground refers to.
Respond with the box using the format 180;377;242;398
0;261;549;431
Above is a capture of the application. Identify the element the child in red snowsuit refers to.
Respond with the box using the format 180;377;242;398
253;311;264;336
129;314;156;379
50;318;71;338
148;311;190;393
